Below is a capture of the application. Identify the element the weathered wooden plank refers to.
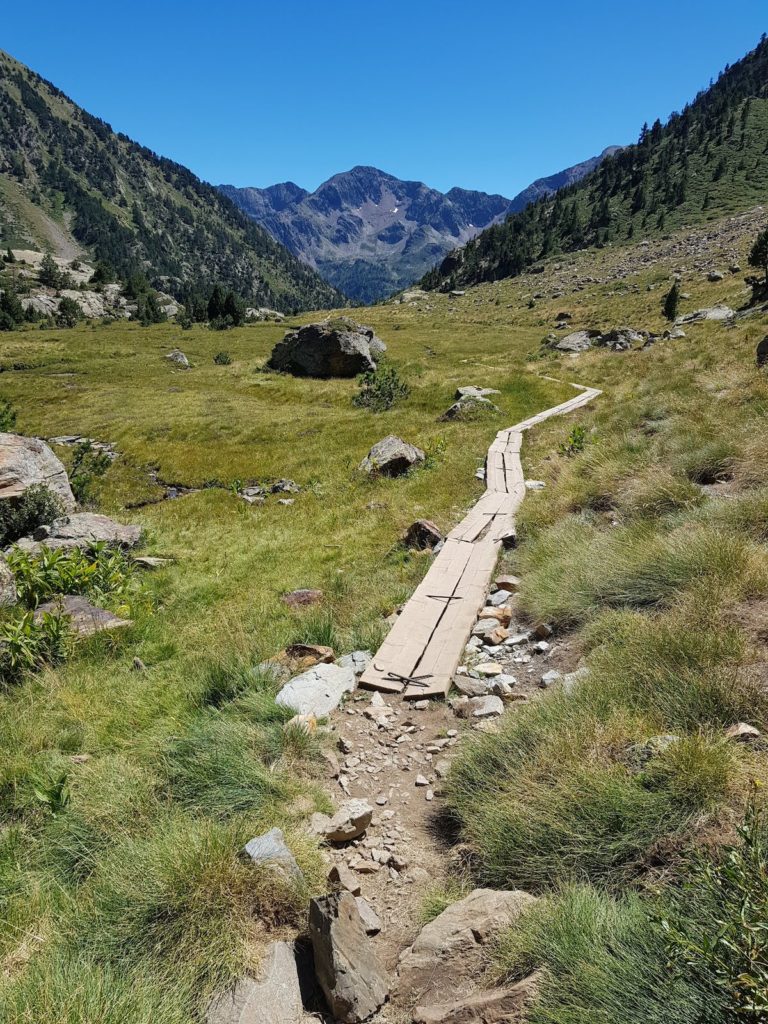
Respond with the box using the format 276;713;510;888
362;383;601;696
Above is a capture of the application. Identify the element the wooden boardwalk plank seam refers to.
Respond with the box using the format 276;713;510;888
359;383;601;698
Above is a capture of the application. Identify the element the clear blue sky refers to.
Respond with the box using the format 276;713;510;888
3;1;766;197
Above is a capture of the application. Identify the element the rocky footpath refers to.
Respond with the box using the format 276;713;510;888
203;562;588;1024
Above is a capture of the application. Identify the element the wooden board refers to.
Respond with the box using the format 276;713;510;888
359;382;601;698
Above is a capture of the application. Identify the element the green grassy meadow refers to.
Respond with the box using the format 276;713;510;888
0;301;567;1021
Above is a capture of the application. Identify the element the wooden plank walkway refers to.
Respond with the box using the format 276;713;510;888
359;383;601;698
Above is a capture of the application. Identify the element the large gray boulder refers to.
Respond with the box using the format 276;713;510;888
394;889;536;1007
275;663;356;717
359;435;425;477
207;941;307;1024
676;304;735;324
13;513;142;554
0;434;75;511
308;891;389;1022
267;318;386;378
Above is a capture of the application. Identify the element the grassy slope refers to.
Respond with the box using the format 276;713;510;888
0;308;566;1021
443;222;768;1018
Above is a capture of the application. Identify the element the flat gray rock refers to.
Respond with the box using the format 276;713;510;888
14;513;141;554
165;349;190;368
207;941;306;1024
469;695;504;717
455;386;501;400
242;828;303;882
276;663;356;717
0;433;75;511
34;595;132;637
394;889;536;1006
338;650;372;676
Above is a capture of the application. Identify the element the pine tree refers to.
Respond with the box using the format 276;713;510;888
39;252;61;288
207;284;225;321
663;280;681;321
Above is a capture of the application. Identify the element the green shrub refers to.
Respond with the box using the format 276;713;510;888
663;799;768;1021
7;544;136;608
57;296;84;328
558;424;588;457
0;483;63;547
353;364;410;412
68;441;111;504
213;351;232;365
0;611;71;684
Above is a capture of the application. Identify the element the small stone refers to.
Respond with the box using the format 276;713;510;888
488;589;511;607
242;828;303;882
534;623;553;639
355;896;383;935
475;662;502;677
525;480;546;490
540;670;563;688
415;775;429;787
453;675;488;696
425;790;434;801
329;863;362;895
725;722;761;742
132;656;146;671
469;695;504;718
494;575;521;593
505;633;530;647
311;799;374;843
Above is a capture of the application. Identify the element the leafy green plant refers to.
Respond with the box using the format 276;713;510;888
663;796;768;1021
353;364;410;412
213;351;232;365
57;296;84;328
0;484;63;547
558;424;588;457
69;441;111;504
32;771;71;816
0;611;71;684
7;543;136;609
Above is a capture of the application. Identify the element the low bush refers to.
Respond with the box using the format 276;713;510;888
0;396;17;431
353;364;410;412
0;484;63;547
213;351;232;365
68;441;111;504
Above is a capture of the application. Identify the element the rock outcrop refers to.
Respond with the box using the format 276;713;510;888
359;436;425;477
308;891;389;1022
0;434;75;511
267;319;385;378
394;888;536;1007
13;513;142;554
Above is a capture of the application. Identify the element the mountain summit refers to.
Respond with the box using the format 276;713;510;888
220;155;616;303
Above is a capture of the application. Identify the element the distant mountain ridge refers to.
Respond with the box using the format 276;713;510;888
421;36;768;293
0;50;343;312
220;152;618;303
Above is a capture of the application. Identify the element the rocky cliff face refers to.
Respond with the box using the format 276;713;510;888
221;156;615;303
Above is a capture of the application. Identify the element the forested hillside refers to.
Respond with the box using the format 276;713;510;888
422;35;768;290
0;51;343;312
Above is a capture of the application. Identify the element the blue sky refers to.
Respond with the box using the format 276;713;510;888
3;1;766;197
